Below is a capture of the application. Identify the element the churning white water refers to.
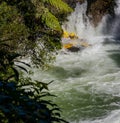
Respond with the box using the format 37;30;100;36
33;1;120;123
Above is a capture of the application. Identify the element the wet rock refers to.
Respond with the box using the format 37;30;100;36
63;0;85;8
86;0;116;26
63;0;116;26
67;46;83;52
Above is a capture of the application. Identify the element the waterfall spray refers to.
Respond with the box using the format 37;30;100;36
102;0;120;40
34;1;120;123
62;2;107;44
112;0;120;40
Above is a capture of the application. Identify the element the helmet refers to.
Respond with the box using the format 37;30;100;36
69;32;75;37
69;32;78;39
63;31;69;38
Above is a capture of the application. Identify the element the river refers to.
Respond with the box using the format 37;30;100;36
33;1;120;123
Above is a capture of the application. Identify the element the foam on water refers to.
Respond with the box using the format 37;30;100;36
33;1;120;123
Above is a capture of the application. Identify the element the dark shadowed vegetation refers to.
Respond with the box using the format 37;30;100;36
0;0;73;122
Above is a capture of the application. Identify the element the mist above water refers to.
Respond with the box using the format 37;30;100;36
102;0;120;40
62;2;105;42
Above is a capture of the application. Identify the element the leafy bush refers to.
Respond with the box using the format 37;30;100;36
0;80;67;123
0;0;72;68
0;44;68;123
0;1;72;122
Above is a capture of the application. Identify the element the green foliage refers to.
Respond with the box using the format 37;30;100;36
41;8;62;31
0;2;29;51
0;0;72;68
0;1;72;122
43;0;73;13
0;80;68;123
0;44;68;123
31;35;61;69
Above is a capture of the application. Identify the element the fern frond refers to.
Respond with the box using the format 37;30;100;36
43;0;73;13
33;1;62;31
41;8;62;31
42;11;60;30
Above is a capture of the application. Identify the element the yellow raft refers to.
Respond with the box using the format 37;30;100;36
62;31;78;39
63;43;73;49
62;30;91;50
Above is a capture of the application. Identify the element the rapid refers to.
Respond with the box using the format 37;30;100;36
33;1;120;123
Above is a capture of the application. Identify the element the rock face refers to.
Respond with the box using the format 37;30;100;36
63;0;85;8
86;0;115;26
63;0;115;26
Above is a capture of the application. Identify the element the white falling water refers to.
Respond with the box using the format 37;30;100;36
115;0;120;15
112;0;120;40
102;0;120;40
62;2;105;42
33;1;120;123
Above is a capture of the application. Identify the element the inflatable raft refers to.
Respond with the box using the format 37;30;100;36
62;31;91;52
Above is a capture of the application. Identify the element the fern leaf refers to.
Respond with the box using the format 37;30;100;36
34;2;62;31
41;8;62;31
44;0;73;12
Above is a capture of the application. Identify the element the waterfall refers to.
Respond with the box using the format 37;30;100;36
112;0;120;40
62;2;103;40
103;0;120;40
33;1;120;123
